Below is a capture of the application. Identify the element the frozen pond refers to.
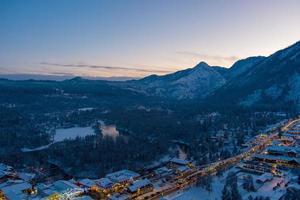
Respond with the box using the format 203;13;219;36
54;127;95;142
21;126;96;152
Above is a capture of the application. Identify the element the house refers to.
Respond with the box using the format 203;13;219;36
176;166;192;176
52;180;80;192
0;181;33;200
128;179;153;194
96;178;114;189
154;167;173;178
169;158;190;167
253;154;300;167
18;172;36;182
0;164;14;183
106;170;140;184
40;180;83;198
0;164;13;172
256;173;273;184
78;178;97;188
266;146;300;157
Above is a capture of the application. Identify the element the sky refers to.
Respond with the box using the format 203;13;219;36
0;0;300;78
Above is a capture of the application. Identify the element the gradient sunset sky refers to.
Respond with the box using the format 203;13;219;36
1;0;300;77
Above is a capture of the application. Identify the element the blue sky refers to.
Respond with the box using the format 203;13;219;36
1;0;300;77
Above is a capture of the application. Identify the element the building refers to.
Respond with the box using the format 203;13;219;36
154;167;173;178
106;170;140;184
78;179;97;189
266;146;300;157
169;158;191;167
18;172;36;182
96;178;114;189
253;154;300;167
39;180;83;198
128;179;153;195
256;173;273;184
0;180;33;200
176;166;192;176
0;164;14;183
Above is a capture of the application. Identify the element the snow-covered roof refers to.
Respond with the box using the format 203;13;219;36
96;178;113;188
1;182;31;200
52;180;80;192
256;173;273;183
154;167;173;175
18;172;36;182
170;158;190;165
0;163;13;171
106;170;140;183
267;145;300;154
128;179;152;193
0;163;13;177
177;166;190;172
253;154;300;164
78;178;96;187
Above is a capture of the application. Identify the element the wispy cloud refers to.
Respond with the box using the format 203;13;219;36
40;62;173;74
176;51;240;66
47;72;75;76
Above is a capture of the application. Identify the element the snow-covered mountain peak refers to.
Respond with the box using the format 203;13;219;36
192;61;211;71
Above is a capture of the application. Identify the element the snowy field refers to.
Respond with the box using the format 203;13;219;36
166;167;299;200
54;126;95;142
167;168;238;200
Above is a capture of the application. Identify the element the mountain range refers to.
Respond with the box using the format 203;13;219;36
118;41;300;110
1;41;300;111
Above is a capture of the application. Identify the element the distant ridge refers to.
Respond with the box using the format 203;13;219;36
0;74;137;82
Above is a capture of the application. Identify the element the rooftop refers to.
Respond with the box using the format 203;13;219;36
128;179;152;193
253;154;300;164
267;145;300;154
1;181;31;200
96;178;114;188
169;158;190;165
52;180;80;193
177;166;190;172
106;170;140;183
78;178;96;187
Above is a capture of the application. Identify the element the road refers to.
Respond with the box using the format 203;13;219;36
135;118;300;200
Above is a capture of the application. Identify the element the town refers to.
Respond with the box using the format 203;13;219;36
1;118;300;200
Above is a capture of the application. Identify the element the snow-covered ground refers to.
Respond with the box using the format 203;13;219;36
238;172;286;200
21;144;52;152
78;107;95;112
54;126;95;142
167;168;238;200
165;167;299;200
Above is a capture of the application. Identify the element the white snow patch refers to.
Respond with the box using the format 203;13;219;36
21;144;52;152
54;127;95;142
78;107;95;112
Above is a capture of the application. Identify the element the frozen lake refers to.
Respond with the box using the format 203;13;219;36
54;127;95;142
21;126;96;152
